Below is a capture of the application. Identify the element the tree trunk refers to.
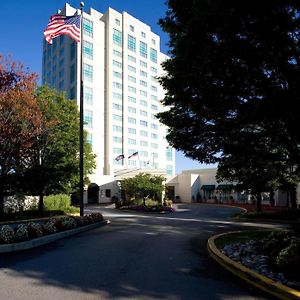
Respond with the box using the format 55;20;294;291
256;193;262;213
269;190;275;207
290;185;297;211
38;194;44;213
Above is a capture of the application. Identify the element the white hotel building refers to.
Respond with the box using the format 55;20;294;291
42;3;175;203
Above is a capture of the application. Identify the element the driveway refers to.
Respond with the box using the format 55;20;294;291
0;204;282;300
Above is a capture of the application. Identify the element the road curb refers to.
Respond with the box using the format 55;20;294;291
0;220;110;253
207;232;300;300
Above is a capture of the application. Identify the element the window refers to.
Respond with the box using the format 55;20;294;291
84;86;93;105
151;143;158;149
59;48;64;56
115;18;120;26
151;76;157;82
140;90;147;97
113;103;122;110
152;153;158;159
166;147;173;161
140;41;148;58
141;32;146;38
128;75;136;83
83;40;93;60
128;128;136;134
128;117;136;124
113;71;122;79
113;147;122;154
150;48;157;63
140;151;148;157
113;82;122;89
113;60;122;68
128;86;136;93
59;80;64;89
128;55;136;63
113;92;122;100
129;25;134;32
59;70;64;78
128;106;136;114
128;96;136;103
83;18;93;37
151;123;158;129
113;125;122;132
151;85;158;92
140;70;147;77
151;114;157;120
140;100;147;107
140;140;148;147
140;120;148;127
128;160;137;166
151;133;158;139
128;35;136;52
84;110;93;128
83;63;93;82
128;138;136;145
140;80;147;87
60;35;65;44
140;60;147;68
70;86;75;99
151;38;156;45
140;110;147;117
59;58;64;66
140;130;148;137
113;114;122;122
87;133;92;145
113;28;122;46
166;165;173;176
151;104;158;111
113;49;122;57
128;65;136;73
113;136;122;143
70;41;76;60
151;95;158;101
151;66;157;73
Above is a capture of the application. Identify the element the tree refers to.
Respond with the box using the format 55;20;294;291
0;55;41;215
21;86;96;212
121;173;165;205
158;1;300;208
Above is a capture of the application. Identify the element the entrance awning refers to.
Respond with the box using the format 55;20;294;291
201;185;215;190
217;184;234;190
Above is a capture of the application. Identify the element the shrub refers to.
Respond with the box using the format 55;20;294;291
74;216;85;227
0;225;15;244
276;237;300;270
83;215;94;225
60;216;77;230
15;224;29;242
44;194;72;211
42;221;57;235
90;213;103;222
164;199;173;207
27;222;43;238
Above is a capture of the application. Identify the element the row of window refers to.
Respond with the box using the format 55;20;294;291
112;126;159;139
113;137;159;149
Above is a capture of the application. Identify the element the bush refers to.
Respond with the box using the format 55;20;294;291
60;216;77;230
164;199;173;207
0;225;15;244
42;220;57;235
27;222;43;238
15;224;29;242
44;194;79;213
276;237;300;270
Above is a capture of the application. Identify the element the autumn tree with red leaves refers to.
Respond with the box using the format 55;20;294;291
0;55;42;215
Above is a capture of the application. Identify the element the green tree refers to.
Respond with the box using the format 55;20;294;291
121;173;165;205
21;86;96;212
0;55;41;216
158;0;300;208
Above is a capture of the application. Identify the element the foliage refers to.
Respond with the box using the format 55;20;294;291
158;0;300;209
43;194;77;212
276;237;300;270
21;86;96;211
0;225;15;244
0;55;41;215
14;224;29;242
121;173;165;204
27;222;43;238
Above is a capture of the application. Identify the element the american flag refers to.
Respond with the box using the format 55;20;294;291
128;151;138;159
44;14;81;44
115;154;125;161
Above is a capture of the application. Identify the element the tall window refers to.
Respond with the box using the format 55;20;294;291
140;41;148;58
166;147;173;161
113;28;122;47
150;48;157;63
84;86;93;105
83;41;93;60
83;18;93;37
128;35;136;52
83;64;93;82
70;64;75;83
84;110;93;128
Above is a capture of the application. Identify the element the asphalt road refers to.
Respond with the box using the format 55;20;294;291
0;204;282;300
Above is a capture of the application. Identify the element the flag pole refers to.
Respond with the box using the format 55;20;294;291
79;1;85;216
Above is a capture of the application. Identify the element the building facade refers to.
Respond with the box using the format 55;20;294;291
42;4;175;202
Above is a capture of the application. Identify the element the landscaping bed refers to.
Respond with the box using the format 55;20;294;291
216;228;300;290
119;204;175;213
0;213;104;245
